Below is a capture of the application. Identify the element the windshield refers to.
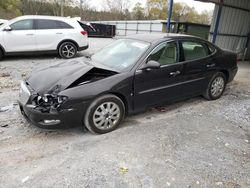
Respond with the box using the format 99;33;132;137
91;39;150;71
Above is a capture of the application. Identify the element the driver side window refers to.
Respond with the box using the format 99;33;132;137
148;42;178;66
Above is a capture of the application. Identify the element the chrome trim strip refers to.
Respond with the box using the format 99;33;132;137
138;77;205;95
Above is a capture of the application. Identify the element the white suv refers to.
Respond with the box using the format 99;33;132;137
0;15;88;59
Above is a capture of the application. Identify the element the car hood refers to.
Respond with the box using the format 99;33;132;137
26;59;117;95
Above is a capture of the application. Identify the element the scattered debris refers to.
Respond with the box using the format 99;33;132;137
196;181;200;184
1;124;8;128
166;182;171;186
21;176;30;183
120;167;128;174
216;182;223;186
0;102;17;112
155;107;167;112
0;72;10;77
244;140;249;143
225;143;230;147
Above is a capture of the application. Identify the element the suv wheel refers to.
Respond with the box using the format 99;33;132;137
203;72;226;100
59;42;77;59
0;49;3;60
84;94;125;134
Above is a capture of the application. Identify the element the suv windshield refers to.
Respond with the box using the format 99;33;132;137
91;39;150;72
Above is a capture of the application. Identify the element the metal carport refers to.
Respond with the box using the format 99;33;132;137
195;0;250;60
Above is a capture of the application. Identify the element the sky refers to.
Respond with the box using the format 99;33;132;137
90;0;215;13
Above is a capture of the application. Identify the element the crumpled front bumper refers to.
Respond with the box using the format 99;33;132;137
18;81;90;129
19;101;88;129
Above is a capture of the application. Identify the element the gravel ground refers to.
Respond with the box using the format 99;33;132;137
0;38;249;188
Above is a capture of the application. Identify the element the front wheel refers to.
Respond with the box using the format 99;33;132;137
84;94;125;134
58;42;77;59
203;72;226;100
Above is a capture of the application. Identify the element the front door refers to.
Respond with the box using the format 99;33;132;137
3;19;37;52
133;41;184;111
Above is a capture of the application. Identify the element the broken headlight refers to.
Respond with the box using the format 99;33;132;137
36;94;68;108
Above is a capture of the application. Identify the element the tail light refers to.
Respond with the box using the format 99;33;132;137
81;31;88;36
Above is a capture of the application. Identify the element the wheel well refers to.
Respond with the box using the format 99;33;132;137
0;45;5;55
110;92;129;116
57;40;79;51
220;70;229;82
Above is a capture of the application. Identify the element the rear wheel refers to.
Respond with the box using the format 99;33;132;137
58;42;77;59
203;72;226;100
84;94;125;134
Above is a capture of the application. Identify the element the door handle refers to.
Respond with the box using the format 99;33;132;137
56;32;63;34
206;63;215;68
170;71;181;76
26;33;34;36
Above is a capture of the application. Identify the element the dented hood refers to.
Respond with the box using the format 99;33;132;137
27;59;94;95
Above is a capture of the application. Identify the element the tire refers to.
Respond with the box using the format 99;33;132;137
0;49;3;60
58;42;77;59
84;94;125;134
203;72;226;100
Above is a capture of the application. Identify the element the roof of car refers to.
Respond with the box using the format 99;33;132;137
125;33;202;43
14;15;73;21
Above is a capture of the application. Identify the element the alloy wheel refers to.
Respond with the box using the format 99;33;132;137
93;102;121;130
62;44;76;58
211;76;225;97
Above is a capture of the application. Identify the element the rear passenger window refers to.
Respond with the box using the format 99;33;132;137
182;41;209;61
36;19;73;29
148;42;178;66
56;21;73;29
37;19;57;29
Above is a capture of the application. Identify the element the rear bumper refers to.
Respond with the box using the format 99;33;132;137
19;101;88;129
78;45;89;51
228;66;238;82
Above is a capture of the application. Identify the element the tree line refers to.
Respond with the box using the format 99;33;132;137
0;0;212;24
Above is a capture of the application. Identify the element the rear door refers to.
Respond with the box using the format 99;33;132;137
133;41;185;110
3;19;36;52
179;40;211;96
34;19;73;51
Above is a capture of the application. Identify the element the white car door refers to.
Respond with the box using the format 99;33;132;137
3;19;37;52
35;19;71;51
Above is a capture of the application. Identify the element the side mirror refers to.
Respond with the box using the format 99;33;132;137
141;60;161;71
3;26;12;31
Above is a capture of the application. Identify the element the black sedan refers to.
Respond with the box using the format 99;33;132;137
19;34;238;134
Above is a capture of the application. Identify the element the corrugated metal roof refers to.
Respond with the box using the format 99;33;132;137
207;0;250;59
196;0;250;10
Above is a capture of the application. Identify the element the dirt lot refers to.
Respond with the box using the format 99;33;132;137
0;38;249;188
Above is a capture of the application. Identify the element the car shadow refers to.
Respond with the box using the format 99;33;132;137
21;96;206;136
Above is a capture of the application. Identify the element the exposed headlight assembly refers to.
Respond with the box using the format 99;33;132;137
35;94;68;109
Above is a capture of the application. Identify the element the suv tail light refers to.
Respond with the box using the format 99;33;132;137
81;31;88;36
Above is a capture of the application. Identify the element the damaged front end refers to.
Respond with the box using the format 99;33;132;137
31;93;68;113
19;65;118;127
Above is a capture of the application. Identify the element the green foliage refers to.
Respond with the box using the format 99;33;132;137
0;0;21;18
146;0;212;24
0;0;212;24
132;2;146;20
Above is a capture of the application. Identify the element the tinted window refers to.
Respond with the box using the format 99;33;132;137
37;19;57;29
182;41;209;61
56;21;73;29
10;19;33;30
36;19;73;29
148;42;177;66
